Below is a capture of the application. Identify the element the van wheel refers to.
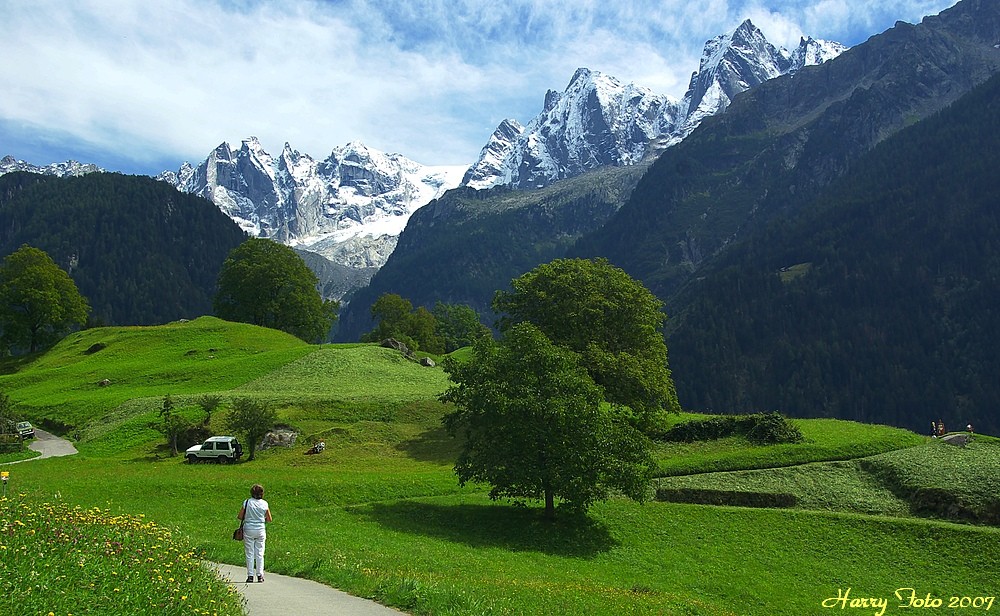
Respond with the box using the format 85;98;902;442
217;456;229;464
186;455;198;464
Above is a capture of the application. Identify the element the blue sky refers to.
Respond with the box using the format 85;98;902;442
0;0;959;175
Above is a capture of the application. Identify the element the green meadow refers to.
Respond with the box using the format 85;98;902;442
2;316;999;615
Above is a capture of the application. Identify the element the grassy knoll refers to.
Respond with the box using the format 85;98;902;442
71;343;452;459
0;316;313;432
859;437;1000;523
2;320;999;615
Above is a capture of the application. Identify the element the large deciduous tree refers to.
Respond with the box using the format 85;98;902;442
214;238;337;343
492;257;680;431
442;323;654;519
0;245;90;353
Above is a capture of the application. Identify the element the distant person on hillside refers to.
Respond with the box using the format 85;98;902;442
931;421;938;438
938;420;946;436
238;483;272;583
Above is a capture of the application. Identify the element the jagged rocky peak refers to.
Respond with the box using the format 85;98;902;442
277;142;316;176
327;141;401;196
211;141;235;162
463;19;847;191
789;36;849;70
543;88;562;112
159;137;465;284
465;66;685;190
0;155;104;177
461;119;525;189
683;20;791;127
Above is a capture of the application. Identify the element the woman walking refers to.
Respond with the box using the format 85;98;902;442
238;483;272;583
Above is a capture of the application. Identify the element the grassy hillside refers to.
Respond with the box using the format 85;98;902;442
0;316;313;432
2;320;999;615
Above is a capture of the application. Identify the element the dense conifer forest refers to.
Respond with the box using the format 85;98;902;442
0;172;247;327
664;73;1000;434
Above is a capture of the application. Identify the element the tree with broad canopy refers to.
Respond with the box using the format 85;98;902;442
214;238;337;343
224;397;276;462
442;322;654;519
492;257;680;432
0;245;89;354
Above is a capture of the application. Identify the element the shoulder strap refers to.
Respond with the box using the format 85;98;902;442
239;499;249;529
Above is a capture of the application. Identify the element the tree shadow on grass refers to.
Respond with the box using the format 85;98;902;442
394;425;462;463
354;500;617;558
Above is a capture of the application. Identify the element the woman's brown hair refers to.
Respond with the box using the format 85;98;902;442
251;484;264;499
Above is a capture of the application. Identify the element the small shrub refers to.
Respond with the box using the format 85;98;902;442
746;412;804;445
0;433;23;453
37;417;72;435
177;424;211;452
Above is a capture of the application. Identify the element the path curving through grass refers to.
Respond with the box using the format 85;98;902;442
1;431;412;616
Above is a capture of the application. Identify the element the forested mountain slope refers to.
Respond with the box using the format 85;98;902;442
575;0;1000;298
0;172;247;326
341;0;1000;345
337;163;648;340
664;70;1000;434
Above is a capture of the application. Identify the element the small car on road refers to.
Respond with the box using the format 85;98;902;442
16;421;34;439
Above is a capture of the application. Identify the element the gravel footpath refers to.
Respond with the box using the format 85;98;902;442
210;562;407;616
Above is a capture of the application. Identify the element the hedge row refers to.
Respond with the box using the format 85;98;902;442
656;412;804;445
654;487;798;509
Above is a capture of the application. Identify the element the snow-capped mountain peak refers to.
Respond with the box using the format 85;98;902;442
0;155;104;177
682;20;792;131
464;20;846;190
464;67;685;190
462;119;525;189
790;36;850;70
160;139;465;277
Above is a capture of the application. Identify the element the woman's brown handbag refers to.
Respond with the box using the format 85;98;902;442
233;499;247;540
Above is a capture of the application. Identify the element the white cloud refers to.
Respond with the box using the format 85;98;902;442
0;0;962;173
